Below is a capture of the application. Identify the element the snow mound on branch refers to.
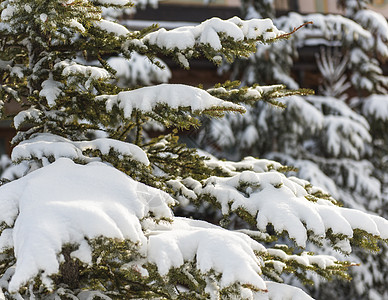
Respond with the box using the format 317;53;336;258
324;115;371;159
55;60;111;91
0;158;173;292
362;94;388;121
283;13;372;47
12;133;149;165
58;61;110;80
93;19;130;36
305;95;372;159
354;9;388;58
13;107;41;129
259;282;313;300
107;53;171;87
280;156;339;199
143;17;282;51
93;0;131;5
39;74;63;107
145;217;267;290
201;170;388;250
203;154;285;175
287;96;324;132
96;84;245;117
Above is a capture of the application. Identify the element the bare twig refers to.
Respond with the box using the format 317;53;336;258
277;21;313;39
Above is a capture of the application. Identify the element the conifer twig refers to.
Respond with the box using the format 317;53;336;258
277;21;313;39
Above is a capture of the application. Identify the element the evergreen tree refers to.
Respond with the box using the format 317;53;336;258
197;0;388;298
1;0;388;299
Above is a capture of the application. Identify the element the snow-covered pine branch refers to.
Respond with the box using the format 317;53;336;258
2;0;388;299
0;157;321;299
127;16;286;68
107;53;171;87
236;7;388;94
204;1;388;299
0;158;173;294
207;81;313;108
167;156;388;253
362;94;388;122
11;133;149;166
96;83;245;117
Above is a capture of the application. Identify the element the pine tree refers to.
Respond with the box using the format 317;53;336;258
197;0;388;299
1;0;388;299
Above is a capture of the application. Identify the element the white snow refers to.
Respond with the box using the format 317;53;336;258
241;124;259;148
263;282;313;300
69;19;85;33
0;158;173;292
93;0;131;4
208;118;235;148
177;52;189;68
0;4;16;21
354;9;388;58
55;61;111;89
285;157;339;199
267;247;338;269
301;95;372;159
107;53;171;87
39;74;63;107
0;157;300;295
199;170;388;251
78;290;112;300
287;96;324;132
296;13;371;46
13;107;41;129
93;19;130;36
324;115;371;159
145;217;267;290
362;94;388;121
96;84;245;118
40;13;48;23
12;133;150;165
24;5;32;13
10;66;23;79
202;154;285;175
142;17;283;51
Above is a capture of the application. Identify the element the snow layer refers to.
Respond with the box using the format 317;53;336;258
93;19;130;36
200;170;388;250
267;248;338;269
0;158;173;292
93;0;131;4
96;84;245;118
11;133;149;165
55;60;111;90
203;154;286;176
39;74;63;107
306;95;371;159
145;217;267;290
260;282;313;300
278;12;372;47
107;53;171;87
287;96;324;132
13;107;41;129
142;16;282;51
0;158;287;296
0;155;320;296
362;94;388;121
354;9;388;58
57;61;110;79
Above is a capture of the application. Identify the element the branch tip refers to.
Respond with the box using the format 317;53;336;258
277;21;313;39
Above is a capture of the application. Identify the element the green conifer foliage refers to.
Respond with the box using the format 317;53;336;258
197;0;388;299
0;1;388;299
